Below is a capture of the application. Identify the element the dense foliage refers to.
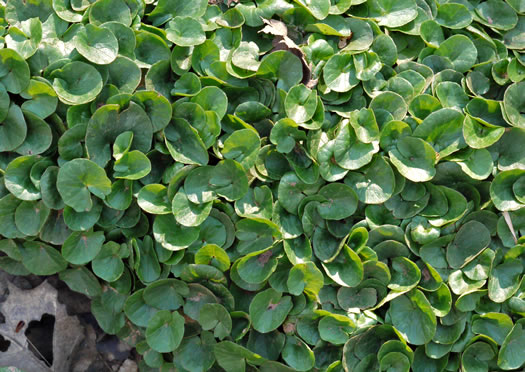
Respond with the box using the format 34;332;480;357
0;0;525;370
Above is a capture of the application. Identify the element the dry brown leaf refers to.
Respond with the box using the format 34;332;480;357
70;325;99;372
118;359;138;372
259;18;288;37
0;280;84;372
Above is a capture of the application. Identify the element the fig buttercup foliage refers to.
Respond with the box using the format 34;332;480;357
0;0;525;370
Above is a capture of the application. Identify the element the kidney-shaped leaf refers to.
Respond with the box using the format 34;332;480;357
50;61;103;104
249;288;293;333
73;24;118;65
57;159;112;213
447;221;491;269
146;310;185;353
390;290;437;345
389;136;437;183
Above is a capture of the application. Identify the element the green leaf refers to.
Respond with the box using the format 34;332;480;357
490;170;525;211
210;159;249;201
287;262;324;298
435;82;469;111
153;214;199;251
20;241;67;275
73;24;118;65
59;266;102;297
222;129;261;170
390;290;437;345
435;3;473;29
388;256;421;291
472;312;513;345
57;158;111;212
370;91;408;120
333;120;378;171
191;86;228;119
466;97;508;127
237;245;280;283
413;108;465;158
503;82;525;129
91;288;126;334
199;303;232;340
15;200;50;236
447;221;491;269
217;8;245;29
488;258;523;303
457;148;493;180
143;278;188;310
434;35;478;73
92;241;125;282
89;0;133;26
292;0;330;20
420;20;444;48
114;150;151;180
322;245;363;287
6;17;42;59
498;319;525;370
171;72;201;97
165;117;209;166
503;16;525;50
4;155;41;201
379;352;410;372
354;52;382;81
146;310;185;353
318;313;355;345
476;0;518;30
166;16;206;47
173;333;217;372
15;111;52;155
389;136;437;183
282;335;315;371
137;184;171;215
367;0;418;27
195;244;230;272
135;31;171;68
427;186;467;227
463;115;505;149
86;103;153;168
316;183;358;220
214;341;265;372
172;189;213;227
108;56;142;94
131;90;172;132
50;61;103;104
234;185;273;220
461;341;496;372
62;231;105;265
305;15;352;37
249;288;293;333
124;289;159;327
258;51;303;91
285;84;318;123
0;49;30;94
0;104;27;152
344;156;395;204
349;108;380;143
323;53;359;93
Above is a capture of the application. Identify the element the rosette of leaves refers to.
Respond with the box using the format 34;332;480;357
0;0;525;370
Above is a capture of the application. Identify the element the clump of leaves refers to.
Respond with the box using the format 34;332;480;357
0;0;525;371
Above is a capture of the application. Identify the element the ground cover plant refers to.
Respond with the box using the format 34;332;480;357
0;0;524;370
